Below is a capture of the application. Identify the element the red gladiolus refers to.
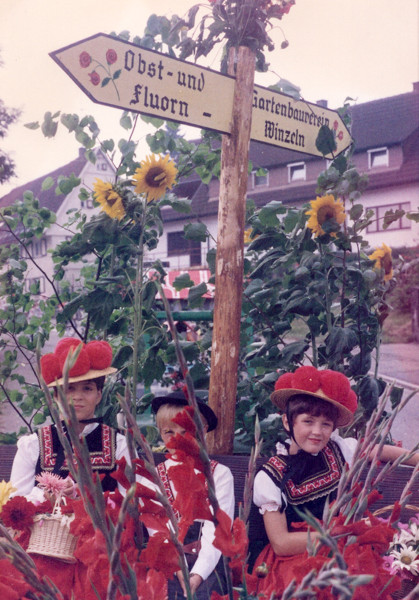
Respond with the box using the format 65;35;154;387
134;481;159;501
111;457;132;490
138;569;168;600
367;488;382;507
166;433;204;471
1;496;36;530
140;532;180;578
171;406;197;435
0;559;35;599
213;511;248;560
79;51;92;68
106;48;117;64
133;458;156;482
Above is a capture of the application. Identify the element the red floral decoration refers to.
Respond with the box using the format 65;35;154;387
79;51;91;68
88;71;101;86
41;337;114;384
1;496;37;531
106;49;117;64
274;365;357;413
171;406;197;435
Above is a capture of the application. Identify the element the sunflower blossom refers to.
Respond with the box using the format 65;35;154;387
0;480;16;512
132;154;177;202
369;243;393;281
93;179;126;220
305;194;346;237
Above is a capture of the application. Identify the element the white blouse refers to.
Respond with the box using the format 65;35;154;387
10;423;131;502
253;432;358;515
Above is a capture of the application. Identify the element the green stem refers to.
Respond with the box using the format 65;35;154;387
310;328;318;368
131;201;146;415
320;245;333;335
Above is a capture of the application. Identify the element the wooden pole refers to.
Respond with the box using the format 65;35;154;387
207;45;255;454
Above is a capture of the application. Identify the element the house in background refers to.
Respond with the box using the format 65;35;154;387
0;83;418;301
151;82;419;276
0;148;114;300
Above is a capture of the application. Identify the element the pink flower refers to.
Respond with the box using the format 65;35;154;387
35;472;68;496
333;120;339;130
89;71;101;86
106;49;117;65
338;131;344;140
79;51;92;68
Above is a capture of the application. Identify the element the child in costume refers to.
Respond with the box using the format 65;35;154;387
11;337;129;501
149;391;235;600
252;365;418;597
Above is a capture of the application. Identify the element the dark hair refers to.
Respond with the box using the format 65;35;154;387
89;376;106;391
285;394;339;430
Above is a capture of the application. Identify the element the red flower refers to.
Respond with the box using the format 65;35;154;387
166;433;203;470
172;406;197;435
88;71;101;86
213;511;248;559
111;457;131;490
169;460;213;540
0;559;34;599
134;481;158;501
79;51;92;68
140;532;180;578
138;569;168;600
1;496;36;531
106;49;118;64
367;489;382;507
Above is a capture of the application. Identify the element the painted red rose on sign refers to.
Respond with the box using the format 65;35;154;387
88;71;101;86
106;49;117;65
79;51;92;68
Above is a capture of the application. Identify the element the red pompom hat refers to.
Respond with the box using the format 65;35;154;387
40;338;117;387
270;366;357;427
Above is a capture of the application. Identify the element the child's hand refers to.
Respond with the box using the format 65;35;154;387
175;570;203;596
62;477;77;498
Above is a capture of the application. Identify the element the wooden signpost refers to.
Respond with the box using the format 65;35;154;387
51;33;352;453
50;33;351;158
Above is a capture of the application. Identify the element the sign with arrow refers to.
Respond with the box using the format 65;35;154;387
50;33;235;136
50;32;351;159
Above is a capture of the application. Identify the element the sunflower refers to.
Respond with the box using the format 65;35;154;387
305;194;346;237
369;243;393;281
132;154;178;202
93;179;126;220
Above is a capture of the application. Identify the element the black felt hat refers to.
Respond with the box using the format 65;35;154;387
151;391;218;432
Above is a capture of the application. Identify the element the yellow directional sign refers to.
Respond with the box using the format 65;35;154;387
251;85;352;157
50;33;235;134
50;33;352;158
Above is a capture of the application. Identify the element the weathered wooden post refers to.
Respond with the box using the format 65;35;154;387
207;46;256;454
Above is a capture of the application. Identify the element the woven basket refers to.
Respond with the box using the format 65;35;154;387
373;504;419;518
27;513;76;563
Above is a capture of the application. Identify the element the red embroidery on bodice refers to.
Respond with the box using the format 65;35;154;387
38;424;116;471
263;442;345;505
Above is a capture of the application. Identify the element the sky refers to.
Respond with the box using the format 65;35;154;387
1;0;418;195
